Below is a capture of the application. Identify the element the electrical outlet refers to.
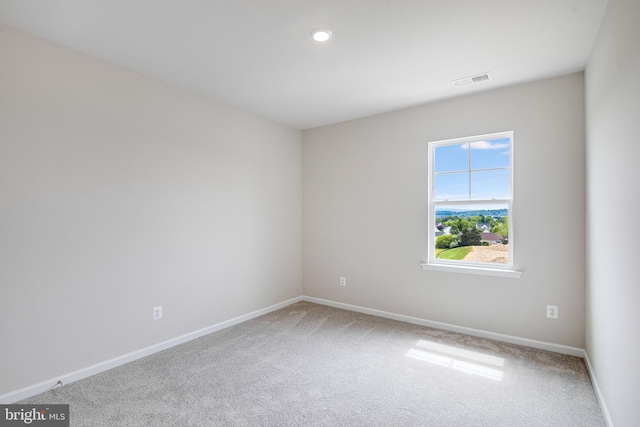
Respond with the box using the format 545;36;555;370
546;305;558;319
339;277;346;287
153;305;162;320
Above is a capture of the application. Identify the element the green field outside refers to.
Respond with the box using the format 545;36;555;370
436;246;472;260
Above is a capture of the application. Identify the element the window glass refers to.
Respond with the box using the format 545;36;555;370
470;138;511;170
434;172;469;201
435;143;468;173
471;170;510;199
429;132;513;269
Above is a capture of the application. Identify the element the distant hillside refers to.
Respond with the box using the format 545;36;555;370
435;208;508;218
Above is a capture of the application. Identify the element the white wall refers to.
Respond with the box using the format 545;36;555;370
585;0;640;425
303;73;586;347
0;25;302;396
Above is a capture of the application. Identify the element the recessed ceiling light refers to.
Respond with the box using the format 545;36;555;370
311;28;332;42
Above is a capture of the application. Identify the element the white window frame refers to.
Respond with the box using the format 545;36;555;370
421;131;522;279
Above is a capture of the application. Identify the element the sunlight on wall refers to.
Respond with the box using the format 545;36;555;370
405;340;505;381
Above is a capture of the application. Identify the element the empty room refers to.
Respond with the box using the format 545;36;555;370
0;0;638;426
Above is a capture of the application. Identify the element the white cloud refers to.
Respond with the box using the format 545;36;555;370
472;140;510;150
462;140;510;150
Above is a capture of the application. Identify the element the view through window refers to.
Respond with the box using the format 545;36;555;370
429;132;514;269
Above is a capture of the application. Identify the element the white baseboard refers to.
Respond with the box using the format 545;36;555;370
0;296;303;404
583;351;614;427
1;294;592;406
302;296;586;358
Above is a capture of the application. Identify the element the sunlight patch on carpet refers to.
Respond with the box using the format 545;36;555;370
406;340;505;381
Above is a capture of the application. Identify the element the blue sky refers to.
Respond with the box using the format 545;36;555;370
434;137;511;201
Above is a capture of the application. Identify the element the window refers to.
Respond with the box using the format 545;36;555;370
422;131;521;278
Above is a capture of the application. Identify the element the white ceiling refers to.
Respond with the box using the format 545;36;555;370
0;0;608;129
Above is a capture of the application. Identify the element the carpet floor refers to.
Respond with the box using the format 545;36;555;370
21;301;605;426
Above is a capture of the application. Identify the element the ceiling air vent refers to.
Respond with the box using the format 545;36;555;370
453;72;491;87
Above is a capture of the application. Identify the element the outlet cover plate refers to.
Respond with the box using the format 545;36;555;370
153;305;163;320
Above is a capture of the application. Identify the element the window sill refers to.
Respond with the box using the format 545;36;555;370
421;263;522;279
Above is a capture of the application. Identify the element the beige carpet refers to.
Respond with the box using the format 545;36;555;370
21;301;605;426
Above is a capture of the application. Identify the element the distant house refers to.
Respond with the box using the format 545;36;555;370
476;223;492;231
480;232;504;245
435;226;453;237
435;225;453;237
